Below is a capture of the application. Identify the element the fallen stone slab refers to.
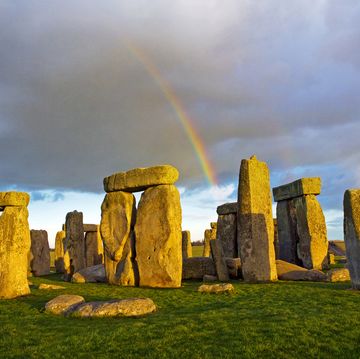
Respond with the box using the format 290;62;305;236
39;284;66;290
203;275;217;282
273;177;321;202
326;268;350;282
182;257;216;280
103;165;179;193
276;260;327;282
0;192;30;207
45;295;85;315
217;202;237;215
71;264;106;283
198;283;234;294
69;298;156;318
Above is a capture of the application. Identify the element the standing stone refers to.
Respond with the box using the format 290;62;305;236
203;226;216;257
63;211;85;280
85;228;104;267
55;230;66;273
182;231;192;259
344;189;360;289
0;192;31;299
237;156;277;282
135;185;182;288
216;213;237;258
100;191;137;286
273;219;279;259
30;230;50;276
274;177;328;270
210;239;229;281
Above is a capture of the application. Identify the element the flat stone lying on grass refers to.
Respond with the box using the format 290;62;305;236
276;260;327;282
198;283;234;294
45;295;156;317
45;294;85;315
326;268;350;282
39;284;65;290
71;264;106;283
69;298;156;318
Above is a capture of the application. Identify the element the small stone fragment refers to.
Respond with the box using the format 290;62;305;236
326;268;350;282
198;283;234;294
39;284;65;290
45;294;85;315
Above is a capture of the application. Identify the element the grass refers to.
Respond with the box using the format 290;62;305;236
1;274;359;358
192;245;204;257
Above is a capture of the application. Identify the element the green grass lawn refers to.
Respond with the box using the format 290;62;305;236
1;274;359;358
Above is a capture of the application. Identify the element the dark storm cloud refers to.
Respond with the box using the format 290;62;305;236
1;0;359;210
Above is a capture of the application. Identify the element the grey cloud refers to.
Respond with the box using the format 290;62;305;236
0;0;359;206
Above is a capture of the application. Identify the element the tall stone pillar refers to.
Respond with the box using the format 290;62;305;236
0;192;31;299
237;156;277;282
55;230;66;273
182;231;192;259
344;189;360;289
216;202;237;258
30;230;50;276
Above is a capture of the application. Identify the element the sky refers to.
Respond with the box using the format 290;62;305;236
1;1;360;247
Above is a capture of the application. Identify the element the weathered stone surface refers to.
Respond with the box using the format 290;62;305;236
276;260;327;281
182;257;216;280
273;177;321;202
225;257;242;279
203;228;216;257
45;294;85;315
69;298;156;318
100;192;137;286
237;156;277;282
328;253;335;265
217;202;237;215
30;230;50;276
198;283;234;294
71;264;106;283
85;230;104;267
0;192;30;207
328;240;346;256
344;189;360;289
0;205;31;299
63;211;85;279
182;231;192;259
327;268;350;282
277;195;329;270
55;230;66;273
104;165;179;193
216;213;237;258
83;224;98;232
39;284;65;290
135;185;182;288
273;219;279;259
210;239;229;281
210;222;217;229
203;275;217;282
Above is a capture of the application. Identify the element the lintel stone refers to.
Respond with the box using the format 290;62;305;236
217;202;237;215
0;192;30;207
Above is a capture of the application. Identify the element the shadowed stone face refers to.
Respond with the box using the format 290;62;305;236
344;189;360;289
30;230;50;276
237;156;277;282
85;230;103;267
216;213;237;258
135;185;182;288
0;193;31;299
100;191;137;286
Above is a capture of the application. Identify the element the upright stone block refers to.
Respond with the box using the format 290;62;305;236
100;191;137;286
216;213;237;258
203;226;216;257
55;230;66;273
63;211;85;280
85;229;104;267
182;231;192;259
344;189;360;289
237;156;277;282
30;230;50;276
135;185;182;288
0;193;31;299
210;239;229;281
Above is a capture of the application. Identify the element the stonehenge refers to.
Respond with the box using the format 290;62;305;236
0;192;31;299
273;178;328;270
100;165;183;288
216;202;237;258
344;189;360;289
237;156;277;282
202;222;217;257
182;230;192;259
30;229;50;276
55;230;66;273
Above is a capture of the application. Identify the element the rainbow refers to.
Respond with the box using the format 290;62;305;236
125;40;217;186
